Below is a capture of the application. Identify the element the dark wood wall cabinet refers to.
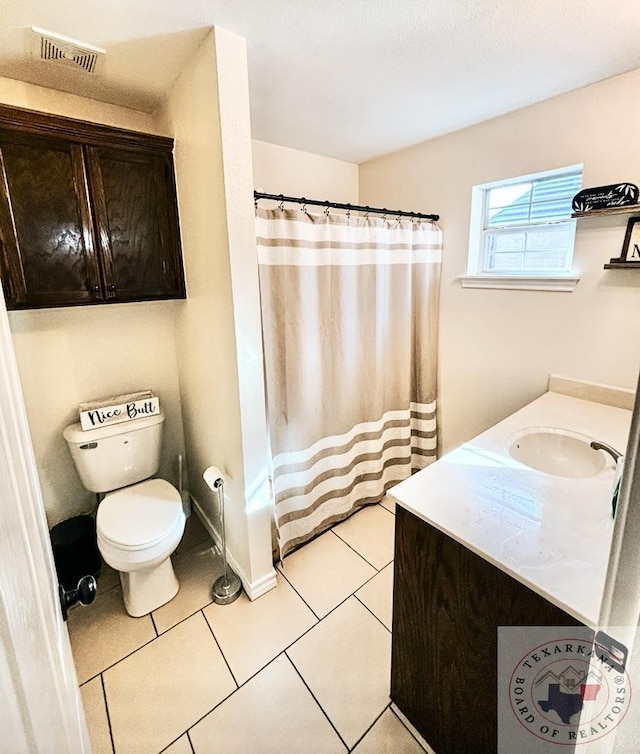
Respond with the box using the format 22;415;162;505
0;104;185;309
391;506;585;754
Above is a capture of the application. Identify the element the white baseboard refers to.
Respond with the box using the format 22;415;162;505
244;569;278;601
190;496;277;601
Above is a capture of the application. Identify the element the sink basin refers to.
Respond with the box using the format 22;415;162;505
508;427;606;478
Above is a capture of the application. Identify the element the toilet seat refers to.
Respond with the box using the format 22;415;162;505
97;478;184;551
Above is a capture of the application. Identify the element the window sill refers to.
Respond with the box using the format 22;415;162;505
458;274;580;292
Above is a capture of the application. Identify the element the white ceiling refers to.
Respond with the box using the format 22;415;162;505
1;1;639;163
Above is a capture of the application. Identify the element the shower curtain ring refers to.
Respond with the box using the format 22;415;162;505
278;199;285;211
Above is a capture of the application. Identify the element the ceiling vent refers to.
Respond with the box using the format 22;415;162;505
31;27;105;74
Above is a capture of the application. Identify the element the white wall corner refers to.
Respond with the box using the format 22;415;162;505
213;26;274;590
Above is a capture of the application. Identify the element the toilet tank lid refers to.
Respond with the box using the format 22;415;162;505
63;411;165;444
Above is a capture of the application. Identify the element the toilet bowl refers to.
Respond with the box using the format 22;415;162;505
97;478;185;617
63;411;186;617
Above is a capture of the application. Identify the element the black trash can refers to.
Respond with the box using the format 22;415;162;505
49;515;102;592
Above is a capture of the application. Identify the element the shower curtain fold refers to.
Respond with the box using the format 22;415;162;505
256;207;442;558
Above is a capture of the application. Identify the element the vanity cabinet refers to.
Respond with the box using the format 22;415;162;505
0;104;185;309
391;506;584;754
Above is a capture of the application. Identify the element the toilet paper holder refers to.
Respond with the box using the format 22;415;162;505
203;466;242;605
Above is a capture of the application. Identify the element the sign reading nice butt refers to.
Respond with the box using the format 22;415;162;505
79;393;160;430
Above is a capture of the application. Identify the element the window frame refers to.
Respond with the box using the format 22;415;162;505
461;164;583;291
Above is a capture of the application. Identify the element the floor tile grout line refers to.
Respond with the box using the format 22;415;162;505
353;592;392;635
158;730;196;754
99;672;116;754
186;729;195;753
388;704;430;752
329;528;385;572
77;590;214;686
80;597;219;685
96;581;119;597
182;652;289;741
353;559;394;597
279;574;383;639
275;515;393;631
275;562;322;621
200;608;240;689
78;629;159;687
348;702;391;752
196;576;377;703
153;594;215;637
331;508;395;571
284;649;350;752
150;612;159;637
377;500;396;518
150;646;257;748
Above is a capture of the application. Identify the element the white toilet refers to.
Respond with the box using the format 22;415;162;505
63;412;185;617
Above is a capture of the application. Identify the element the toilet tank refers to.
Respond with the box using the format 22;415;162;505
63;413;165;493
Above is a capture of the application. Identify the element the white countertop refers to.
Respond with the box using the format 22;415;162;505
389;390;632;627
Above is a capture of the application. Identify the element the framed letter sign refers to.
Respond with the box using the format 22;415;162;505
606;216;640;268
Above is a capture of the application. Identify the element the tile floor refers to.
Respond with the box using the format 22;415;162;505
69;495;427;754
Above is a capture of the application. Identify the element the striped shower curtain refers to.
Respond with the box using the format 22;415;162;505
256;207;442;558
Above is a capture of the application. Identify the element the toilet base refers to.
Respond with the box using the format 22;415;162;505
119;557;179;617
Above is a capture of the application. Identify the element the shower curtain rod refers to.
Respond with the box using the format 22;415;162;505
254;191;439;222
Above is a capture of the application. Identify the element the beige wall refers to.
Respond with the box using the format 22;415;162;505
360;68;640;453
160;30;274;593
0;77;166;135
252;139;359;202
1;77;185;526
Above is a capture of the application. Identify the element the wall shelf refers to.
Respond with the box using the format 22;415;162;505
604;261;640;269
571;205;640;269
572;204;640;218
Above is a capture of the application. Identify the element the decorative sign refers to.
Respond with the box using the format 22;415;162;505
79;393;160;430
606;216;640;268
572;183;639;212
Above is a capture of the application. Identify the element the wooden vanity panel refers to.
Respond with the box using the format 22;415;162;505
391;505;584;754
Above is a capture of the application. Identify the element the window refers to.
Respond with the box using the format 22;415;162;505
461;165;583;291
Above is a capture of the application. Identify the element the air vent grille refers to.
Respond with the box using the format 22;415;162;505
33;28;105;74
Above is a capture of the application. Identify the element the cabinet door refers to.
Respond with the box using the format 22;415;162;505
0;132;102;308
392;507;584;754
86;146;185;302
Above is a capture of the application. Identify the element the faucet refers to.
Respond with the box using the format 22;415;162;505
591;441;624;518
590;440;624;464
